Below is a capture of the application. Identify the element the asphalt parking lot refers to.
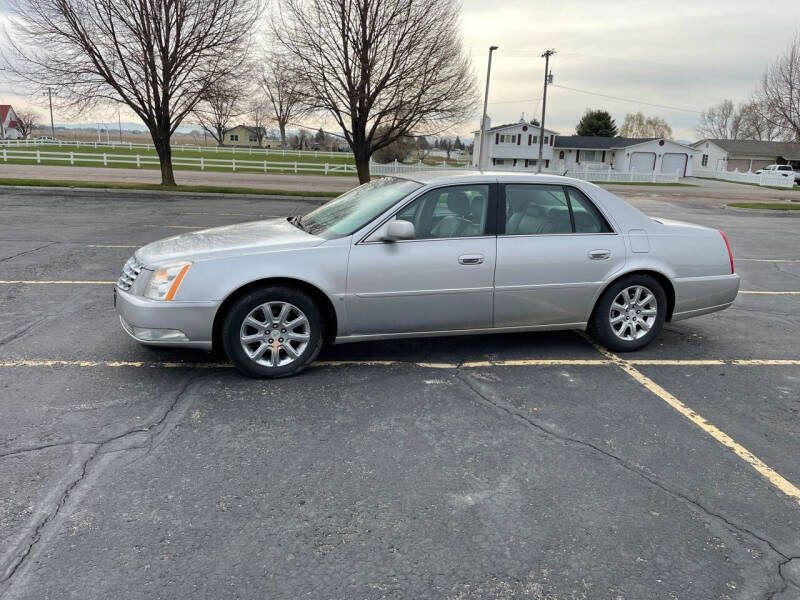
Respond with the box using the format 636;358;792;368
1;184;799;600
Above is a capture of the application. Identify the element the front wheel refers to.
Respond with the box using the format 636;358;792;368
589;275;667;352
222;286;324;378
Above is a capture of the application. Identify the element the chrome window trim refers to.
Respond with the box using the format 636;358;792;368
356;181;496;245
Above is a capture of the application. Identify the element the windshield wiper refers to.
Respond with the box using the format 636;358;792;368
288;215;307;232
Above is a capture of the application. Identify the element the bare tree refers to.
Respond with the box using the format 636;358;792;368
249;98;271;146
696;100;744;140
619;112;673;139
260;53;310;150
193;81;245;146
415;136;432;161
754;34;800;141
738;101;782;141
3;0;258;185
15;110;39;139
272;0;478;183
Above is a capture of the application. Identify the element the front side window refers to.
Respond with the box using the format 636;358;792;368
701;154;708;166
230;134;239;141
298;177;422;239
395;185;490;239
504;184;611;235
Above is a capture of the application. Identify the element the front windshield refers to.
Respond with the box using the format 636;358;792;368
297;177;422;238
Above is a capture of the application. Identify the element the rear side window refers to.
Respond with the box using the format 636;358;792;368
503;184;612;235
566;187;612;233
504;185;571;235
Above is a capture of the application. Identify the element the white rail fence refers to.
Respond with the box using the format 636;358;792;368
694;167;794;188
0;138;352;160
548;167;681;184
0;147;467;176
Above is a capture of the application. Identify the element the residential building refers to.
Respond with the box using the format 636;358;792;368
691;139;800;173
472;118;558;169
471;117;694;176
0;105;20;140
553;136;695;176
223;125;268;148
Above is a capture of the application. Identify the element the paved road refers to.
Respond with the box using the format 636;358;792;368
5;163;800;201
1;186;799;599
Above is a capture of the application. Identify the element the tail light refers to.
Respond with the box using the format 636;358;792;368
719;230;734;274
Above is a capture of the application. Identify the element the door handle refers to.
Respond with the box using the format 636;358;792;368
458;254;484;265
588;249;611;260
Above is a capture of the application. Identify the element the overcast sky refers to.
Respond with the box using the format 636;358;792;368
460;0;800;141
1;0;799;141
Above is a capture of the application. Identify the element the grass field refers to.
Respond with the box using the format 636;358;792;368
0;177;341;197
728;202;800;210
0;143;468;176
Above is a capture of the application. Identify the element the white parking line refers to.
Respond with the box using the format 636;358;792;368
0;280;115;285
739;258;800;263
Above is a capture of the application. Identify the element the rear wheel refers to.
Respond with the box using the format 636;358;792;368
222;286;323;378
589;274;667;352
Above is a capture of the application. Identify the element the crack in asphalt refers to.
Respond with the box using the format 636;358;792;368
0;371;204;592
453;371;798;598
0;242;55;264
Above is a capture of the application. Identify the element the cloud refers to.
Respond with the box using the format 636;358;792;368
460;0;800;139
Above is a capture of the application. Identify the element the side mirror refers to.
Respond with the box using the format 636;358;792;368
384;220;415;241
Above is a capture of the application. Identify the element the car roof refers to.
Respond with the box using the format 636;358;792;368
394;170;579;186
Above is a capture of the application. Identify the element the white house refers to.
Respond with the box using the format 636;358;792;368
691;139;800;173
552;136;695;176
0;105;20;140
472;118;559;169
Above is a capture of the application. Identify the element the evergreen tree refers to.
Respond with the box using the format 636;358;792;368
576;109;618;136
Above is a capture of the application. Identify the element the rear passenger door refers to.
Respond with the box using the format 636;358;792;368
494;184;626;327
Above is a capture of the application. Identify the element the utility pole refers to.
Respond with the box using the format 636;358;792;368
45;87;55;139
477;45;498;169
537;49;556;174
118;109;123;142
0;68;7;140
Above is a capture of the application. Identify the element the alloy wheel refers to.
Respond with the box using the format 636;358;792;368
609;285;658;341
239;301;311;367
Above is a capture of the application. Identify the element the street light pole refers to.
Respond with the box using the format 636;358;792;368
477;45;498;170
45;87;55;139
537;49;556;174
0;68;6;140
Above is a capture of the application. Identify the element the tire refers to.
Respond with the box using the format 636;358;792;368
588;274;667;352
221;285;324;378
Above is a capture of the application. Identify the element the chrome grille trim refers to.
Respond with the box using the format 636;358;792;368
117;256;144;291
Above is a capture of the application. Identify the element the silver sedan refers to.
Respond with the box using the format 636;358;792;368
114;171;739;377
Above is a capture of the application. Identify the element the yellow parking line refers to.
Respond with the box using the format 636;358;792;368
461;359;611;367
2;358;797;369
740;291;800;295
582;335;800;505
0;280;115;285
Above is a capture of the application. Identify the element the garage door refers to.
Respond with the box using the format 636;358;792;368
661;153;687;176
630;152;655;172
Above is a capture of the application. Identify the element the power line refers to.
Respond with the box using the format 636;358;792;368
551;84;702;114
487;96;542;106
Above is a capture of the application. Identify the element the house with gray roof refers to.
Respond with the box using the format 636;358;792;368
553;135;696;176
691;139;800;173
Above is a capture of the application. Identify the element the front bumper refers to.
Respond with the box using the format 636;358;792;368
114;287;219;350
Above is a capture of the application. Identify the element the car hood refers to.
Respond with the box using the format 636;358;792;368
136;218;324;266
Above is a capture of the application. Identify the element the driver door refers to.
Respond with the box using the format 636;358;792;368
345;184;497;336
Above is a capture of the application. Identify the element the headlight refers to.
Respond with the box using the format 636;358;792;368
143;261;192;301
